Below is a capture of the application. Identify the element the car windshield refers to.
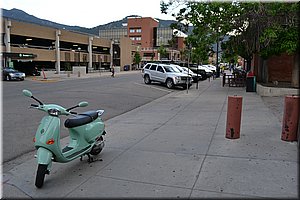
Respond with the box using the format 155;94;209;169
170;66;181;73
163;66;176;72
174;66;183;72
182;67;189;72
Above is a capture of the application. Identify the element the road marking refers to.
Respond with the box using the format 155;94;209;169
134;82;172;93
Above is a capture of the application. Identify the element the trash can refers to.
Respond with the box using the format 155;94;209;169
124;65;129;71
246;76;256;92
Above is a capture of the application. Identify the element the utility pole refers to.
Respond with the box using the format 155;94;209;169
216;38;220;78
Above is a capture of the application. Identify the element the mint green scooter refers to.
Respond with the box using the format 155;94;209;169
23;89;106;188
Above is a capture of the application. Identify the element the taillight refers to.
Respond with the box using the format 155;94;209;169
33;137;36;142
46;138;55;145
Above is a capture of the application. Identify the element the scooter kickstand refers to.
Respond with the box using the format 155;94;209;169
80;154;94;163
87;154;94;163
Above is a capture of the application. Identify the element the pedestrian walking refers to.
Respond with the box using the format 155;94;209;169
111;65;115;77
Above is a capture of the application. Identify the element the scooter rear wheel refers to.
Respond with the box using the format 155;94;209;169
35;164;47;188
90;136;104;155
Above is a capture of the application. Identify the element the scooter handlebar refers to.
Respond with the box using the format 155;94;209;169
28;103;80;116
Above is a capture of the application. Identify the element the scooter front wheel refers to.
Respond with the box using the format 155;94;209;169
35;164;48;188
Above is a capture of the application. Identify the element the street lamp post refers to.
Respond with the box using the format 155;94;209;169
216;39;220;78
114;51;117;66
78;47;81;66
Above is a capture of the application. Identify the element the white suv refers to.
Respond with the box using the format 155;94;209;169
141;63;192;89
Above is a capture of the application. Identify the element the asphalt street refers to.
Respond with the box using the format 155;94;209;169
2;72;172;163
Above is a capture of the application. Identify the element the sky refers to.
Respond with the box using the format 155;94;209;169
1;0;177;28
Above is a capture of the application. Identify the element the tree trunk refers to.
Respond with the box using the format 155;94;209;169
246;59;252;72
259;57;268;83
263;59;268;83
291;52;299;88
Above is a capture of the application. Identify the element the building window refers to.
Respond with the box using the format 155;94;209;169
136;29;141;33
130;29;135;33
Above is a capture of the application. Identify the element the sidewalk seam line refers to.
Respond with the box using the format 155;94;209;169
188;81;230;198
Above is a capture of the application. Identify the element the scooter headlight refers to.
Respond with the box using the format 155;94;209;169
48;108;61;116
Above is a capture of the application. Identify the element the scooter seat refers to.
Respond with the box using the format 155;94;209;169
64;111;98;128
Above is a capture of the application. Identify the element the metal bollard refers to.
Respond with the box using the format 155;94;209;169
226;95;243;139
222;73;226;87
281;95;300;142
78;71;80;77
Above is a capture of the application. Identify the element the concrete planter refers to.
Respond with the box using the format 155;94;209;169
256;83;299;96
73;66;86;77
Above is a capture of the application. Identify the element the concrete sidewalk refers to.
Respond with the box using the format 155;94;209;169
2;78;298;198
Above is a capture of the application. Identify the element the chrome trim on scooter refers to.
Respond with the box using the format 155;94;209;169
97;110;105;116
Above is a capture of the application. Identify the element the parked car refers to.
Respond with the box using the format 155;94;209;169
170;64;202;82
141;63;192;89
203;64;217;73
2;68;25;81
189;65;213;79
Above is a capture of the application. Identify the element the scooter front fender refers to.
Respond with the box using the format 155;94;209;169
37;147;53;165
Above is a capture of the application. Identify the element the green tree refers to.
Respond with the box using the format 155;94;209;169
158;45;168;59
133;51;141;68
256;3;299;58
185;26;213;65
161;1;299;84
162;1;245;76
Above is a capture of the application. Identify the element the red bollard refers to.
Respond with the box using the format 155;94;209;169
281;95;300;142
226;95;243;139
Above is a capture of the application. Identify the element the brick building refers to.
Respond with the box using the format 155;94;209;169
252;53;299;88
100;16;186;62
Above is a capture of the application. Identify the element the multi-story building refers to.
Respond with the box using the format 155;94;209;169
1;18;140;73
1;18;113;73
99;27;127;42
1;16;186;74
99;16;187;62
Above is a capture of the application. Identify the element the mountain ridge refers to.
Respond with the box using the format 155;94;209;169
1;8;178;36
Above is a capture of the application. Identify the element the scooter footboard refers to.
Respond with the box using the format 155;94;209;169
37;148;53;165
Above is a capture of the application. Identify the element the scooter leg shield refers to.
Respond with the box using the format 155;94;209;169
37;148;53;165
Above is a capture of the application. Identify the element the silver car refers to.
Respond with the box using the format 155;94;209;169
141;63;192;89
2;68;26;81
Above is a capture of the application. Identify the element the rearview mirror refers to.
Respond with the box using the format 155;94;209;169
78;101;88;107
23;89;32;97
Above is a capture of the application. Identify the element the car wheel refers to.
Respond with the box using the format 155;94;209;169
144;75;151;84
166;78;174;89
